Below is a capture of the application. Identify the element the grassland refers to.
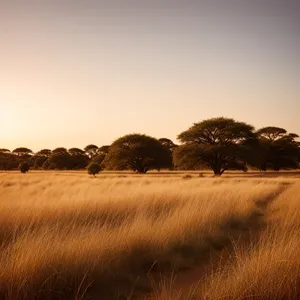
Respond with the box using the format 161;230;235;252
0;171;299;299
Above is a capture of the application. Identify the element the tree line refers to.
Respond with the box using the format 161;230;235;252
1;117;299;176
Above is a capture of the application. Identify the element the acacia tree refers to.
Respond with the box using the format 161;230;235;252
0;149;14;170
30;149;52;169
33;156;48;169
174;117;256;176
36;149;52;157
12;147;33;159
84;144;98;158
103;134;172;173
98;145;110;154
68;148;89;169
45;148;71;170
91;145;110;166
254;127;299;171
158;138;178;151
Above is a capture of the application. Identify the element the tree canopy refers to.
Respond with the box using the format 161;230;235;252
103;134;172;173
12;148;33;157
84;144;98;158
18;162;30;173
87;162;101;176
252;127;300;171
174;117;256;175
0;117;299;173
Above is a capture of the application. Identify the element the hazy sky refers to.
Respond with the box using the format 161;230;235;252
1;0;299;151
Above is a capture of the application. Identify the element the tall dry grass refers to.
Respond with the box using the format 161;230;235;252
0;173;286;299
192;181;300;300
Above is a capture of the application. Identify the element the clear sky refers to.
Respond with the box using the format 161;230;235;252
1;0;299;151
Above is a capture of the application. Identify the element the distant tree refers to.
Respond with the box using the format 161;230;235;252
84;144;98;158
68;148;89;169
253;127;299;171
87;163;101;177
33;156;48;169
42;159;50;170
103;134;172;173
36;149;52;157
92;153;106;166
0;149;14;170
31;149;51;169
12;147;33;159
158;138;178;170
98;145;110;154
256;127;287;142
158;138;178;151
68;148;85;155
174;117;255;176
18;162;30;173
91;145;110;168
52;147;68;154
48;152;72;170
0;148;10;154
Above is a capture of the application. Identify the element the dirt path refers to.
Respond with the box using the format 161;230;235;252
145;185;288;300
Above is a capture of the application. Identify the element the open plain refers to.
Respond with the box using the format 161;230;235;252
0;171;300;299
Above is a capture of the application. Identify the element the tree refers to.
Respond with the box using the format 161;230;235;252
31;149;51;169
47;152;72;170
87;163;101;177
84;144;98;158
103;134;172;173
68;148;85;155
52;147;68;154
68;148;89;169
34;156;48;169
92;153;106;165
36;149;52;157
157;138;176;170
18;162;30;173
174;117;255;176
253;127;299;171
158;138;178;151
0;148;10;154
98;145;110;154
0;149;15;170
91;145;110;167
256;127;287;142
12;147;33;159
42;159;50;170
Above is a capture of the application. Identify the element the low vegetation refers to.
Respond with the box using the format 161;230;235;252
87;162;101;177
1;172;298;299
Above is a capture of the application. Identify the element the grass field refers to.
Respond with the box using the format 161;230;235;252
0;171;299;299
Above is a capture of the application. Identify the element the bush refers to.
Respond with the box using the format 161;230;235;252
18;162;30;173
87;163;101;177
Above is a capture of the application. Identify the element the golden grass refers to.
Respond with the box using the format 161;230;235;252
194;181;300;300
0;172;296;299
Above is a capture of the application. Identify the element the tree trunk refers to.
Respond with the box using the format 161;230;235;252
213;166;227;176
136;166;148;174
212;161;223;176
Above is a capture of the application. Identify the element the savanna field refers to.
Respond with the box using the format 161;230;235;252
0;171;300;300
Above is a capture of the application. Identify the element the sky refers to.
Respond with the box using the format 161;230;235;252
1;0;299;151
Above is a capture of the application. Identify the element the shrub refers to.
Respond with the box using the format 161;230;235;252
18;162;30;173
87;163;101;177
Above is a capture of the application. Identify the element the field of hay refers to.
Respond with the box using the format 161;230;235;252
0;171;299;300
